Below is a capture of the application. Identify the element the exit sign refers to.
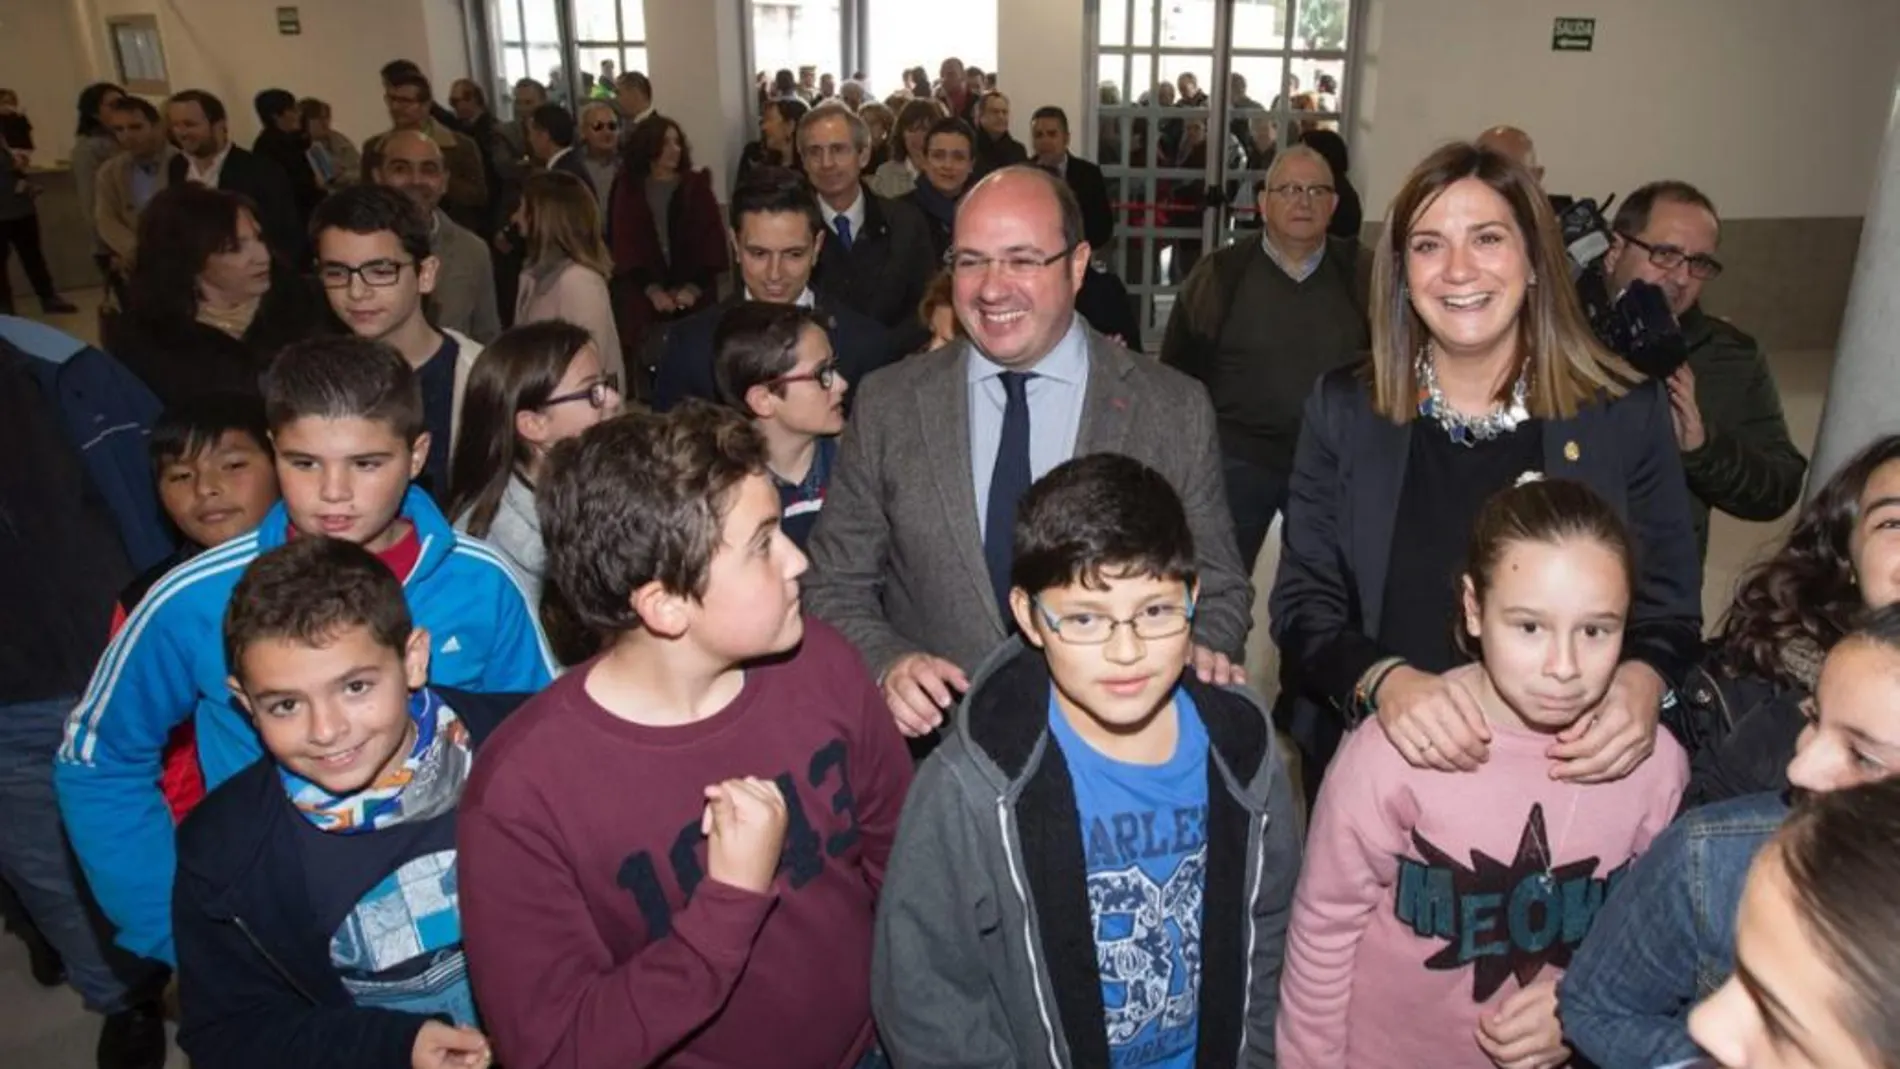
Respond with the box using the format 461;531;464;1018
1553;17;1596;51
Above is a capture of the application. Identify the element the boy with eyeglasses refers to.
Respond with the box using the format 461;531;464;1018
313;184;481;500
712;302;848;551
872;452;1301;1068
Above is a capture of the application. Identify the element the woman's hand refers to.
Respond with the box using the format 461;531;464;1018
1475;979;1569;1069
1375;664;1492;772
673;286;700;310
1548;660;1663;783
646;286;677;313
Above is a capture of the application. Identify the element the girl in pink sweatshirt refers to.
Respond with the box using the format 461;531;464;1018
1277;477;1688;1069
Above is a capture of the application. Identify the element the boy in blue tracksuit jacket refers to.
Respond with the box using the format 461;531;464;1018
56;336;557;966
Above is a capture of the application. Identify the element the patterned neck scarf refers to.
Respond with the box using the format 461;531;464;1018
283;689;474;835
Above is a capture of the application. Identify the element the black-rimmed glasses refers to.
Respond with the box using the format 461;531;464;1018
317;259;415;289
1618;232;1724;281
767;360;840;390
544;372;621;410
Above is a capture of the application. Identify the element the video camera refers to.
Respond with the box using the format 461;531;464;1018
1560;195;1690;380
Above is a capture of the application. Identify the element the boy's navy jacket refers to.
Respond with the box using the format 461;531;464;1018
0;317;174;572
174;687;523;1069
56;486;558;965
871;638;1302;1067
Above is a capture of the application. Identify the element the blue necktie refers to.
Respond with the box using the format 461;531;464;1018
985;372;1035;621
834;214;854;251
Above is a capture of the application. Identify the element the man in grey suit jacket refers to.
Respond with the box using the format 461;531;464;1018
375;130;502;342
805;166;1252;737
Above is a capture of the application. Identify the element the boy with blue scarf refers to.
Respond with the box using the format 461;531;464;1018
57;336;557;972
174;536;523;1069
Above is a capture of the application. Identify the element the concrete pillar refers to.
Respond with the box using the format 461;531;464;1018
1811;65;1900;489
996;0;1088;154
644;0;748;190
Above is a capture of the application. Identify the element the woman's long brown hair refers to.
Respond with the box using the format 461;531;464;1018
1368;141;1636;423
446;319;595;538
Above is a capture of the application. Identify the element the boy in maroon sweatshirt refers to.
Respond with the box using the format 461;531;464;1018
457;404;913;1069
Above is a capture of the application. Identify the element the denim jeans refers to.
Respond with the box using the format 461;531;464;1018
1221;454;1290;575
853;1041;890;1069
0;696;137;1012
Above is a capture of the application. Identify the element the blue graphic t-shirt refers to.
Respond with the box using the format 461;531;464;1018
295;812;477;1026
1048;685;1210;1069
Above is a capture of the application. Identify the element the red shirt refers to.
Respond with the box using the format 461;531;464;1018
373;523;423;582
457;619;913;1069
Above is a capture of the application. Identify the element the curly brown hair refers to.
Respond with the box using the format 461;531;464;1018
539;405;766;636
1713;435;1900;687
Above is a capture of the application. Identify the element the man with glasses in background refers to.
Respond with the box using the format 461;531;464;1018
1602;180;1807;562
805;166;1252;750
366;69;490;237
311;185;482;500
1160;143;1369;574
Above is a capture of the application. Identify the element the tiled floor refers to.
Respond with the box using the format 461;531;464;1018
0;289;1834;1067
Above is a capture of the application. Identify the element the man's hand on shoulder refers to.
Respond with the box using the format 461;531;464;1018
881;653;969;737
1188;644;1245;687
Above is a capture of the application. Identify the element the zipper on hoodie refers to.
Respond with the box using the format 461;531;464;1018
996;797;1066;1068
1237;810;1269;1067
232;916;322;1006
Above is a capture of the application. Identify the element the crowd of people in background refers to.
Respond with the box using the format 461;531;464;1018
0;37;1872;1069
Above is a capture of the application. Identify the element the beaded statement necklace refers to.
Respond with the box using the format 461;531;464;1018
1415;348;1531;447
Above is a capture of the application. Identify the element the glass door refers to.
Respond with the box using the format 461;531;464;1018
486;0;646;114
1091;0;1359;348
1095;0;1225;344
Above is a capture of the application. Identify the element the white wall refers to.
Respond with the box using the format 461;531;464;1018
996;0;1087;147
0;0;94;164
644;0;749;192
26;0;459;157
1352;0;1900;219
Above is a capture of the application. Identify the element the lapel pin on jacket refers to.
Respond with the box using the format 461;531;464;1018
1564;440;1581;462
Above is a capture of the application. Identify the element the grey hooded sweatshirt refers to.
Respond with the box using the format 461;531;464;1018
872;639;1302;1068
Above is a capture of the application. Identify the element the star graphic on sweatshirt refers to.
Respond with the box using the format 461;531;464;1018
1408;804;1602;1002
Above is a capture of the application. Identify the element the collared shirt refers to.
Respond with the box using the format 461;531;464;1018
546;145;574;170
968;314;1090;538
129;155;166;211
1262;233;1326;283
827;185;866;246
1039;153;1070;180
186;143;234;188
743;286;816;308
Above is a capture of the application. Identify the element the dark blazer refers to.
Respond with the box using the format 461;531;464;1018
1062;154;1115;251
168;146;305;264
805;328;1253;680
1268;365;1704;789
1074;264;1141;347
250;127;324;225
106;267;328;409
607;166;729;359
809;182;940;354
972;130;1029;181
547;148;594;200
172;689;526;1069
652;295;898;412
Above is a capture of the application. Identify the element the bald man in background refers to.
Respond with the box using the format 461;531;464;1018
375;129;501;342
1477;124;1577;213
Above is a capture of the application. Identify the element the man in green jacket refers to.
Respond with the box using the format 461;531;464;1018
1604;180;1807;565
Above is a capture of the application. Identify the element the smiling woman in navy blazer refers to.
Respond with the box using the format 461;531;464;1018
1269;141;1702;802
